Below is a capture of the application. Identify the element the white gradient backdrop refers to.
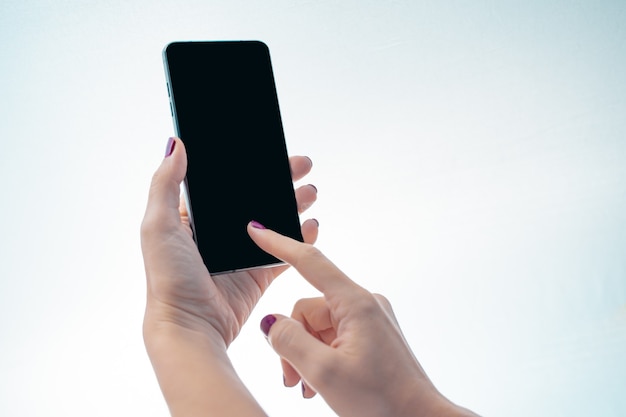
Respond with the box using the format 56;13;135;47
1;1;625;416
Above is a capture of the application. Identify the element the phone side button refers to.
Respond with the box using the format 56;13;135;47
170;102;173;116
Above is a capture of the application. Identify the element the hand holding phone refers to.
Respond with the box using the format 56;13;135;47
141;137;319;416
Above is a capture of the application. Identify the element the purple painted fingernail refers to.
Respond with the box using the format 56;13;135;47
301;382;306;397
260;314;276;336
312;218;319;227
165;137;176;157
250;220;266;230
308;184;317;193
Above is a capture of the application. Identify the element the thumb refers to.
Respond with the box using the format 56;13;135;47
260;314;334;387
142;137;188;232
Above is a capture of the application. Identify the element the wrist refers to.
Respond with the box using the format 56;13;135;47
143;293;234;343
144;324;266;417
394;377;479;417
143;320;229;363
143;314;228;358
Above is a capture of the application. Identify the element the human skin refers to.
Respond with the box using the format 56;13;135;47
141;137;478;417
140;137;318;416
248;225;480;417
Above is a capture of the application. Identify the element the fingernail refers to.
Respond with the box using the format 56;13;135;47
312;218;319;227
283;375;287;387
308;184;317;193
250;220;266;230
165;137;176;157
305;156;313;168
260;314;276;336
301;382;306;398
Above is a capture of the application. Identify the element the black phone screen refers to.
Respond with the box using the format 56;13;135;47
163;41;303;274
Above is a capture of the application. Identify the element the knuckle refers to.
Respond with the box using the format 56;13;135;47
150;167;165;188
140;213;158;240
291;297;322;315
352;292;384;317
373;293;397;319
140;208;177;244
270;320;343;385
291;298;309;317
373;293;392;310
292;298;309;311
270;319;303;352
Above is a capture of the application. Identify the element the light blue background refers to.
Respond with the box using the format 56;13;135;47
1;1;625;415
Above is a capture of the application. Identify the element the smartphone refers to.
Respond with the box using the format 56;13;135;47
163;40;303;275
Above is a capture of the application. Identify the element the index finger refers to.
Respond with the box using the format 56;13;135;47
247;223;363;298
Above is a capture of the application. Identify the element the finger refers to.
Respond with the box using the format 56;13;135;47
289;156;313;182
292;297;333;338
281;297;330;387
178;193;188;217
142;137;187;233
265;218;319;277
261;314;334;392
281;358;301;387
295;184;317;214
248;224;362;298
301;218;319;245
302;381;317;399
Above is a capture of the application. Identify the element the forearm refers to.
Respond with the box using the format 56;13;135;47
399;385;480;417
144;325;266;417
